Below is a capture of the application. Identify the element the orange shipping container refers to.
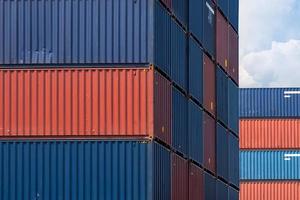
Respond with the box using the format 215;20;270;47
240;182;300;200
240;119;300;149
0;67;171;143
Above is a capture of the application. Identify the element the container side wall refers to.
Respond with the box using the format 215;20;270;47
189;0;203;44
205;172;216;200
228;25;239;84
203;54;216;116
228;79;238;134
216;180;228;200
217;66;228;125
216;123;229;180
203;112;216;174
203;0;216;58
172;0;188;28
189;163;204;200
216;10;229;72
229;133;239;187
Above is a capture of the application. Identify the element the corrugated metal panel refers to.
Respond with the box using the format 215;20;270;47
171;153;188;200
189;163;204;200
228;25;239;84
239;88;300;118
229;133;239;187
172;87;188;156
0;68;170;144
203;0;216;58
229;186;239;200
240;150;300;180
0;0;154;65
240;119;300;149
216;10;229;71
218;0;229;19
189;0;203;44
240;182;300;200
228;78;238;134
189;36;203;104
205;172;216;200
216;180;228;200
0;140;171;200
217;66;228;125
160;0;172;10
217;123;228;180
204;112;216;174
188;100;203;165
229;0;239;32
172;0;188;28
204;54;216;116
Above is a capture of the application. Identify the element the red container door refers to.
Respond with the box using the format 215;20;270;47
172;153;189;200
203;54;216;116
203;112;216;174
216;10;229;72
189;162;204;200
228;25;239;84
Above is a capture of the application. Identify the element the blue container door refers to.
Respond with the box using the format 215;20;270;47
173;0;188;28
228;79;238;135
205;173;216;200
228;133;239;187
218;0;229;19
203;0;216;58
229;0;238;32
189;0;203;44
216;123;229;181
216;180;228;200
217;66;228;125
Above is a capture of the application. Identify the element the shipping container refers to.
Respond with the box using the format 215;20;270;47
229;133;239;187
172;0;188;28
203;112;216;174
228;78;239;134
217;66;228;125
216;10;229;71
189;162;204;200
240;150;300;180
217;123;229;180
205;172;216;200
229;186;239;200
0;0;188;91
240;182;300;200
0;140;171;200
240;119;300;149
188;100;203;165
172;87;188;156
229;0;239;32
218;0;229;19
239;88;300;118
0;67;171;144
189;0;203;44
160;0;172;10
203;54;216;116
228;25;239;84
216;180;228;200
172;153;189;200
189;36;203;104
203;0;216;58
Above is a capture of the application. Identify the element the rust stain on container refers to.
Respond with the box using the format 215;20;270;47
240;182;300;200
172;153;189;200
240;119;300;149
0;67;171;143
203;54;216;116
216;10;229;72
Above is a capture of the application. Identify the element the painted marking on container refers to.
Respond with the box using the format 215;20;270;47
284;153;300;161
284;157;291;161
206;2;215;15
284;91;300;95
284;95;291;98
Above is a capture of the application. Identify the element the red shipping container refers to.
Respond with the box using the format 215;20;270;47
240;119;300;149
216;9;229;72
172;153;189;200
0;67;171;144
203;55;216;116
240;182;300;200
189;162;204;200
203;112;216;174
228;25;239;85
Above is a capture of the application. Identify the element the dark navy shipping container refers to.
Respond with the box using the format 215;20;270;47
240;150;300;180
218;0;229;19
0;140;171;200
229;187;239;200
189;0;203;44
239;88;300;118
229;0;239;32
189;36;203;104
203;0;216;58
216;180;228;200
228;79;239;134
173;0;188;28
188;100;203;165
205;173;216;200
217;66;228;125
229;133;239;188
172;87;188;156
217;123;229;180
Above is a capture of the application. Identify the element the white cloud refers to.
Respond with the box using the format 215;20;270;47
240;40;300;87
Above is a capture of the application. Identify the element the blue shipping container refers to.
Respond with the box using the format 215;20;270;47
217;123;229;180
218;0;229;19
216;180;228;200
205;173;216;200
228;79;239;135
173;0;188;28
0;140;171;200
217;66;228;125
188;100;203;165
240;150;300;180
229;133;239;187
229;0;239;32
172;87;188;156
239;88;300;118
189;0;203;44
203;0;216;58
189;36;203;104
229;187;239;200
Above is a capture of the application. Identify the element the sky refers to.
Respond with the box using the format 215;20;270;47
239;0;300;88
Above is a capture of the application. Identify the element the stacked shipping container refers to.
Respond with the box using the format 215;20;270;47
0;0;239;199
240;88;300;200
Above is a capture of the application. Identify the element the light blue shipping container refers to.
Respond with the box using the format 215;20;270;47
239;88;300;118
240;150;300;180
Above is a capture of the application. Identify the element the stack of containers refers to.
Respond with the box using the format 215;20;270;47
0;0;239;199
240;88;300;200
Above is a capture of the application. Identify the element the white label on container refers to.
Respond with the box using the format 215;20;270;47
284;95;291;98
284;153;300;161
284;91;300;95
206;2;215;15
